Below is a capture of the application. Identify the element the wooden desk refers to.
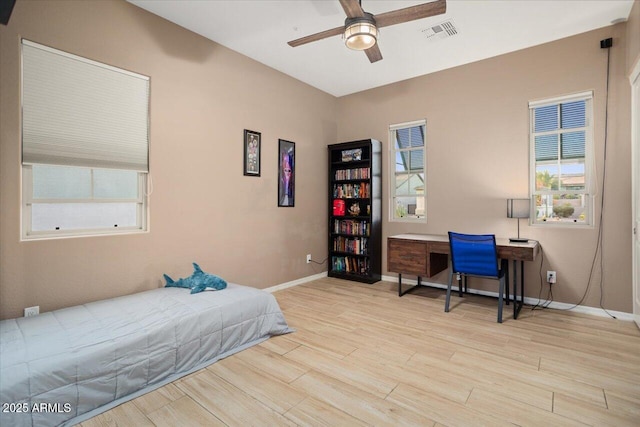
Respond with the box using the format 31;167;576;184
387;234;540;319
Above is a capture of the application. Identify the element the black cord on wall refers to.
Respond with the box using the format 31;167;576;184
555;39;616;318
532;39;616;319
587;39;617;319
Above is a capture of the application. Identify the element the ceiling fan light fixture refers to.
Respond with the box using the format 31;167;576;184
344;13;378;51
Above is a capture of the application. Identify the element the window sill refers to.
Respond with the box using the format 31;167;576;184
529;221;594;229
21;228;149;242
390;217;427;224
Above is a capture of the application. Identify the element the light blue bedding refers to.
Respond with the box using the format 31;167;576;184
0;284;292;426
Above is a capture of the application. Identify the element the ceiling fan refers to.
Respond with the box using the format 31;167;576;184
288;0;447;63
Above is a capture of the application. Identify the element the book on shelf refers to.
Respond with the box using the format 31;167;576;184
332;236;368;254
332;183;370;198
331;256;370;274
333;219;370;236
334;167;370;181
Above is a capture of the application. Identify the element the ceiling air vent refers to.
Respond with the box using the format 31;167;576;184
421;20;458;41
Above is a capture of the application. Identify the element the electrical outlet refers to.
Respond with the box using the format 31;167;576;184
24;306;39;317
306;254;312;264
546;271;556;284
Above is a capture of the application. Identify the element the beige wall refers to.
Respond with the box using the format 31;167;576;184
628;0;640;74
337;24;633;312
0;0;336;319
0;0;636;319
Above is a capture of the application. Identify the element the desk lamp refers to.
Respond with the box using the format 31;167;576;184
507;198;530;243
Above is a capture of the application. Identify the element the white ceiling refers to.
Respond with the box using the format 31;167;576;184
128;0;634;97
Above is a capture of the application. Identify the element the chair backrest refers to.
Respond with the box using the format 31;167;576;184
448;231;499;278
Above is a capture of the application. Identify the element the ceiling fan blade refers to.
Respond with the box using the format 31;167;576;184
375;0;447;28
365;44;383;63
288;26;344;47
339;0;365;18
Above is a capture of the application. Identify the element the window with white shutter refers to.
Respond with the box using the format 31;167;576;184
21;40;150;240
389;120;427;222
529;91;594;226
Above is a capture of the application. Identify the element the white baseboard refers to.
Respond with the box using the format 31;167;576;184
381;274;634;322
265;272;633;322
264;271;328;293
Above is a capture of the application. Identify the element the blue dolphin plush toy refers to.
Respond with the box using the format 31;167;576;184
164;263;227;294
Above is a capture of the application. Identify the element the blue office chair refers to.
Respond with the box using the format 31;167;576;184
445;232;508;323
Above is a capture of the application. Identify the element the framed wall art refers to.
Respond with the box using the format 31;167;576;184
278;139;295;207
243;129;261;176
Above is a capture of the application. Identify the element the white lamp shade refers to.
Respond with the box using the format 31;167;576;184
507;198;530;219
344;22;378;50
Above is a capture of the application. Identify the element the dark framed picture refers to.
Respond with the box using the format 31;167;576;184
278;139;295;207
341;148;362;162
243;129;261;176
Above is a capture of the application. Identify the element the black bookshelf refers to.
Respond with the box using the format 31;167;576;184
328;139;381;284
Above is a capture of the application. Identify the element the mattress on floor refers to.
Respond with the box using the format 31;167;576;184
0;284;292;427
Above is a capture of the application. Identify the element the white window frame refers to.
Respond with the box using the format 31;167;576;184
20;40;150;240
389;119;427;223
21;165;148;240
529;91;594;227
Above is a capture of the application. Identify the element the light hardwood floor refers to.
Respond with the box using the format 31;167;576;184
80;278;640;426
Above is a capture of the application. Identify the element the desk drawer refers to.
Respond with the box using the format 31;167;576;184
387;240;428;276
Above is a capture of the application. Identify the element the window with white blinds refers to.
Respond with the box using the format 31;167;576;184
21;39;149;171
389;120;427;222
21;40;150;240
529;91;594;226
